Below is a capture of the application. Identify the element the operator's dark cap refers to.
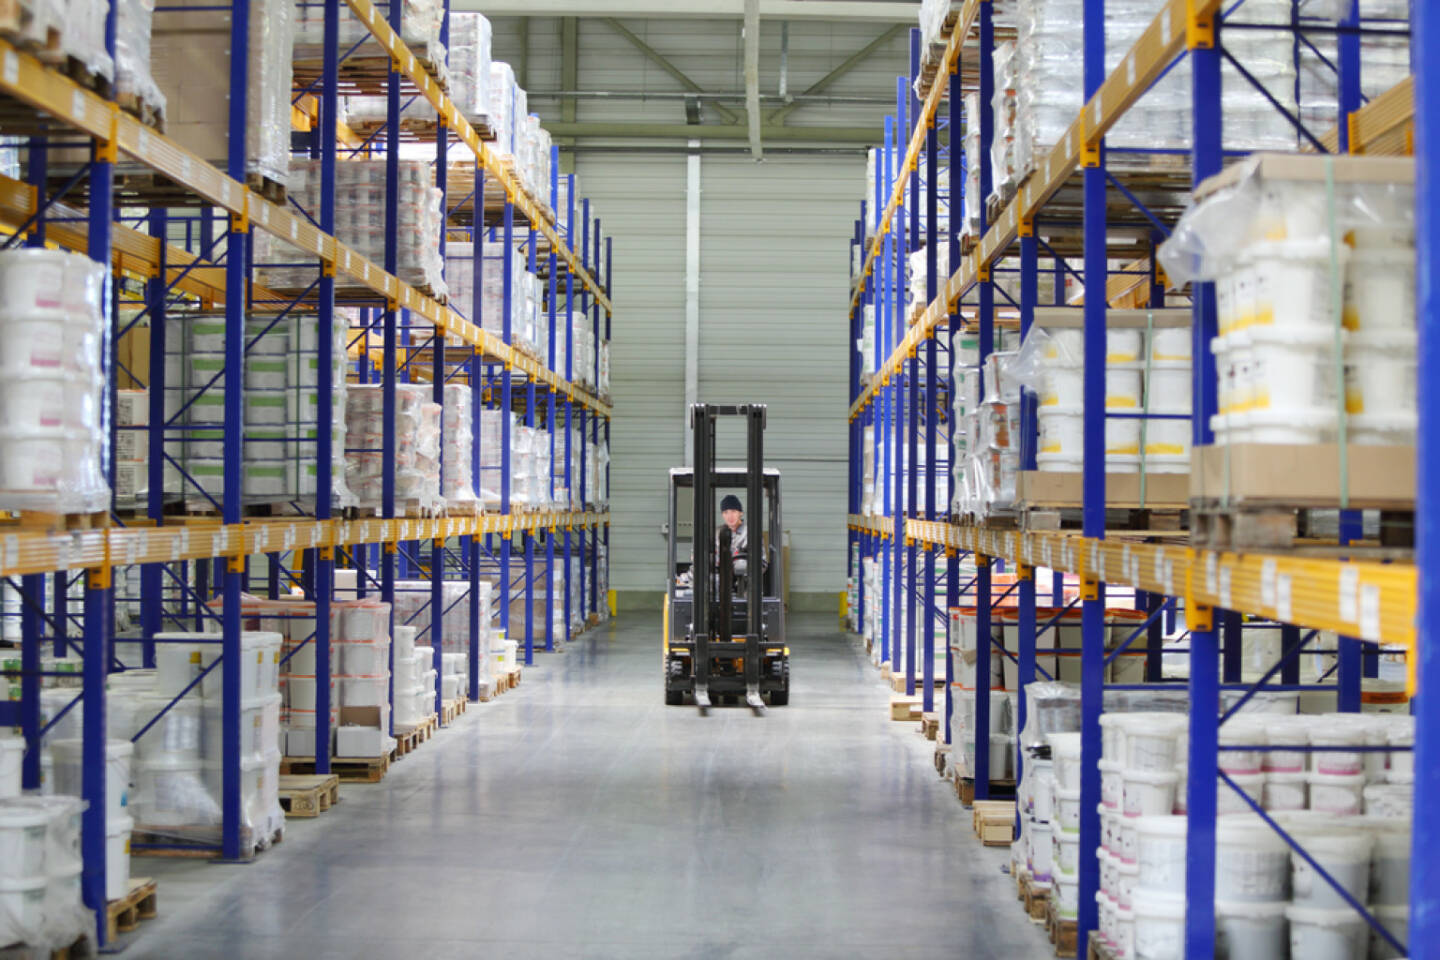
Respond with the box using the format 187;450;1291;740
720;494;743;513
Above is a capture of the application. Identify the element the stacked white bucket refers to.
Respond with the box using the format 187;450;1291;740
891;553;950;681
1031;326;1192;475
948;606;1017;780
331;601;393;758
1094;709;1415;960
1016;682;1081;915
393;578;482;704
1185;163;1417;446
0;785;90;951
0;249;111;513
120;627;284;855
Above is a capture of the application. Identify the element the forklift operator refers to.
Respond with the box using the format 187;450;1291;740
718;494;751;575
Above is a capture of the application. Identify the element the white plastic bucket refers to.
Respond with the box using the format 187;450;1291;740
0;249;69;320
0;739;23;799
1114;901;1136;960
106;813;133;901
1030;816;1054;882
0;874;47;947
1054;871;1079;920
1219;715;1268;775
1038;406;1142;457
1310;771;1366;816
1244;325;1343;414
1123;769;1178;818
341;676;389;708
1264;715;1312;773
1055;786;1082;833
1051;821;1081;876
1263;772;1308;812
1119;816;1139;865
1363;784;1412;819
1100;805;1121;858
1132;891;1185;960
50;739;131;818
1145;361;1191;414
1344;246;1414;332
1150;327;1192;364
133;695;203;764
1368;822;1411;908
1115;856;1139;911
1216;815;1290;902
0;375;69;432
1286;905;1367;960
1216;899;1288;960
1290;828;1373;909
1345;329;1416;420
1108;330;1144;364
154;639;206;698
1048;732;1083;792
1032;760;1055;822
0;805;49;881
1247;237;1350;331
1218;773;1267;817
1136;815;1187;898
1118;714;1187;772
1100;714;1128;763
1385;721;1415;784
1100;759;1124;810
198;632;273;700
339;641;388;676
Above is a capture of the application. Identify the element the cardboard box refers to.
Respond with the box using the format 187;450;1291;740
1017;470;1189;509
1189;443;1413;508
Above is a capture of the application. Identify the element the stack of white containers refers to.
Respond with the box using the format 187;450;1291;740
442;383;475;510
124;626;284;855
332;601;393;758
0;249;111;514
446;13;492;125
275;597;336;758
1161;157;1415;448
391;625;428;727
0;787;91;952
949;608;1016;781
294;0;446;79
345;383;442;513
1022;325;1193;475
1092;709;1416;960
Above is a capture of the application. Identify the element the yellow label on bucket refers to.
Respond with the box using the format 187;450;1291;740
1145;443;1188;456
190;652;201;664
1105;397;1139;409
1346;389;1365;415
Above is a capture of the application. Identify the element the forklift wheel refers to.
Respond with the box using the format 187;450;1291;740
768;659;790;706
665;657;685;706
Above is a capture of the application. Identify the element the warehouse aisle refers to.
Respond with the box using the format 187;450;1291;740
126;613;1050;960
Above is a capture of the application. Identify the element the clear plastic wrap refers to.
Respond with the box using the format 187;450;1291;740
61;0;114;83
343;384;444;514
447;12;492;122
1019;680;1082;750
442;383;476;510
0;249;111;513
115;0;166;127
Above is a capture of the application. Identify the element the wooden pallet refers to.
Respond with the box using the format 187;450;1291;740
933;743;951;778
475;678;497;702
955;777;1018;807
1047;896;1079;959
973;800;1016;846
131;826;282;858
393;713;437;756
1087;931;1118;960
116;90;164;132
0;0;60;58
890;672;942;694
1019;874;1049;922
105;877;158;944
278;773;340;818
440;696;467;725
889;695;922;722
245;172;286;205
918;712;940;741
281;754;389;783
507;667;522;688
3;509;108;533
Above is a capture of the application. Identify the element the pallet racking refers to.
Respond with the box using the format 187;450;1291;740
847;1;1422;955
0;0;611;948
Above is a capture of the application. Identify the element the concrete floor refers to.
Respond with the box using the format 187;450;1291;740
123;613;1052;959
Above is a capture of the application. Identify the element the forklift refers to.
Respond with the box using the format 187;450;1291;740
663;403;788;714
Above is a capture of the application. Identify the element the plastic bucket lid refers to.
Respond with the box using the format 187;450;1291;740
1216;814;1288;848
1310;771;1367;786
1217;899;1288;919
107;814;134;837
0;874;46;893
1285;905;1366;927
1055;786;1081;801
0;805;50;829
1133;892;1186;919
1099;759;1123;773
1124;769;1179;786
1265;772;1308;784
50;739;132;761
1135;815;1188;838
1286;829;1374;860
1048;732;1083;757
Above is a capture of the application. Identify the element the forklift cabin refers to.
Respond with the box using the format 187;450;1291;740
663;404;787;713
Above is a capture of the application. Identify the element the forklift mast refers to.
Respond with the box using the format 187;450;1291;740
689;403;766;710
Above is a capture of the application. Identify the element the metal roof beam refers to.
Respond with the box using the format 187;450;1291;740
600;18;742;124
767;23;904;125
456;0;920;22
541;121;878;142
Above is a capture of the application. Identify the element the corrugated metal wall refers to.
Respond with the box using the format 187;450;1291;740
490;17;904;598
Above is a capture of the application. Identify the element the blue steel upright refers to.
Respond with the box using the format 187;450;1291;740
1412;0;1438;955
1077;0;1107;940
218;0;250;865
973;0;996;803
922;54;939;718
1185;6;1224;956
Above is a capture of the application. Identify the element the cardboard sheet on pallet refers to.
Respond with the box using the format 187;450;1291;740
1017;470;1189;509
1190;443;1414;508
